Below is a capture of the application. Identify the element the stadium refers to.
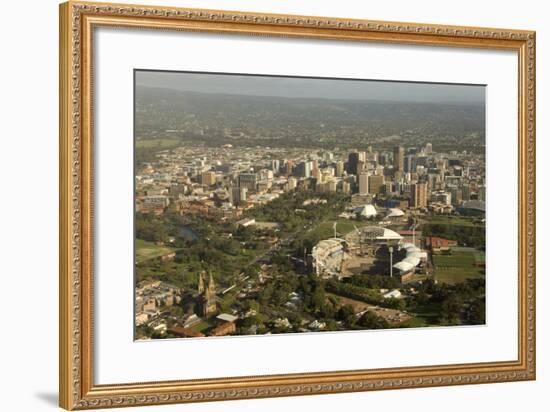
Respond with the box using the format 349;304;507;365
312;225;425;281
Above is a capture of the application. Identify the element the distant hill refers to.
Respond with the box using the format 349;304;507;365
135;86;485;150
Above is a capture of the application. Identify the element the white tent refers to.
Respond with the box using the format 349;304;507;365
354;204;377;218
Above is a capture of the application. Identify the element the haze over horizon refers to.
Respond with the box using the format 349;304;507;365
136;70;486;105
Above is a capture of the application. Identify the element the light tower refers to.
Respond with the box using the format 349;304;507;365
389;246;394;278
412;216;417;246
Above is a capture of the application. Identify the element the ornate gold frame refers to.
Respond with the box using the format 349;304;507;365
59;1;536;410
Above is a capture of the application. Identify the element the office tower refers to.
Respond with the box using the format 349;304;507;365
356;160;366;175
404;155;416;173
201;171;217;186
378;152;389;166
425;143;433;154
230;185;248;204
284;159;294;176
238;172;257;191
270;159;280;173
312;159;319;172
368;174;385;195
341;181;351;194
393;146;405;171
411;182;428;208
358;172;369;195
335;160;344;177
296;161;312;178
312;167;322;182
347;152;360;175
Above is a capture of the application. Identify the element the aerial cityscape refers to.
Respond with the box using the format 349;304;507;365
134;71;486;340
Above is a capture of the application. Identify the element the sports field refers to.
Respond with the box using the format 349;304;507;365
432;247;485;284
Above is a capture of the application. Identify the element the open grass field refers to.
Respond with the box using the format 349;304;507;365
425;216;485;227
432;248;485;284
136;138;182;149
303;219;370;243
135;238;177;263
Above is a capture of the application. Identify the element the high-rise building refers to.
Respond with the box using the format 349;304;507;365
425;143;433;154
335;160;344;177
356;160;366;175
270;159;280;173
230;186;247;204
230;186;240;204
341;181;351;194
411;182;428;208
201;171;217;186
312;167;322;182
311;159;319;171
404;155;416;173
450;187;463;205
284;160;294;176
358;172;369;195
347;152;360;175
368;174;385;195
238;172;257;191
393;146;405;171
296;161;312;178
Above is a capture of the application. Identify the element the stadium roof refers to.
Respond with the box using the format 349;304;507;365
394;261;415;272
358;226;403;241
387;208;405;218
379;228;403;240
393;242;424;273
460;200;486;212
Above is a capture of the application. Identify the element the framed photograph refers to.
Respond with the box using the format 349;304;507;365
59;1;536;409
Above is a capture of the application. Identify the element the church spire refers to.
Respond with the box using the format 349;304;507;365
198;271;205;294
208;272;215;292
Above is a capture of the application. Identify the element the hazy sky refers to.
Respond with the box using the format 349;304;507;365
136;70;485;104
